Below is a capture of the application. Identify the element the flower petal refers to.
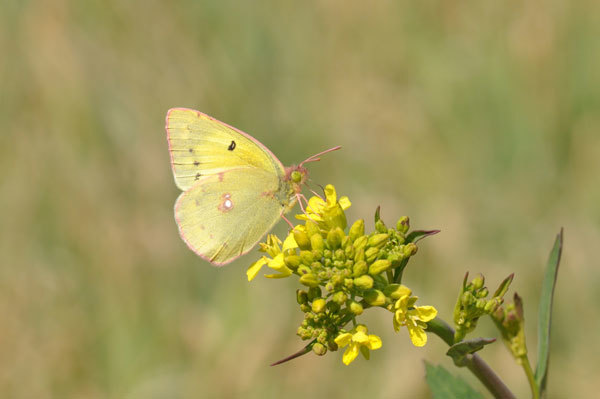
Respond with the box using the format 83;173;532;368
414;305;438;322
282;233;298;251
334;332;352;348
247;257;267;281
367;334;382;350
407;323;428;347
338;196;351;210
352;330;369;344
342;343;360;365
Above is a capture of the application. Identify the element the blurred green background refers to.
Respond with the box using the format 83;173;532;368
1;0;599;397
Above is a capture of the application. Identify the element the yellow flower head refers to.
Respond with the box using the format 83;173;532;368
334;324;382;365
392;286;438;347
247;233;298;281
296;184;351;230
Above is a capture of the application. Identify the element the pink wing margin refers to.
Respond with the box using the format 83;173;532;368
165;108;286;181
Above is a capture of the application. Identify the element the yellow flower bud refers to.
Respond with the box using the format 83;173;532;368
332;291;347;305
383;284;411;299
353;235;368;251
312;342;327;356
364;289;386;306
327;227;344;249
367;234;389;249
305;220;320;238
300;273;319;287
365;247;380;263
354;248;365;262
369;259;392;275
396;216;409;234
312;298;326;313
349;301;364;315
403;243;418;257
349;219;365;242
300;250;314;265
284;255;301;270
353;275;374;289
310;233;325;252
352;260;368;277
293;228;311;250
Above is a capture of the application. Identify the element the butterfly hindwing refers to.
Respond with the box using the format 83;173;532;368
166;108;285;191
174;168;286;265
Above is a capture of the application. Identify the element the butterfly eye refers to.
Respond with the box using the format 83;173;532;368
291;170;302;183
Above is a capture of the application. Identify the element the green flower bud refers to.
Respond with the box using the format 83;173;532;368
365;247;379;263
352;260;368;277
344;259;354;269
331;273;344;287
326;300;340;313
308;286;322;301
300;250;314;265
327;227;344;249
296;289;308;304
471;275;485;290
332;291;347;305
285;255;301;270
297;265;311;275
475;298;486;310
364;289;386;306
477;287;489;298
312;298;326;313
349;301;363;315
334;249;345;261
310;233;325;252
369;259;391;275
344;278;354;289
349;219;365;242
312;342;327;356
461;291;474;306
396;216;409;234
368;233;389;249
383;283;411;299
300;304;311;313
327;339;338;352
375;219;387;233
325;282;334;292
300;273;319;287
353;274;374;289
293;228;311;250
353;235;368;252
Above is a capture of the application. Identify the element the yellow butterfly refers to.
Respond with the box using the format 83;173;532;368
166;108;340;266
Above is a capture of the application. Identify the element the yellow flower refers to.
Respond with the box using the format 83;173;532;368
247;233;298;281
334;325;382;365
392;286;437;347
296;184;351;230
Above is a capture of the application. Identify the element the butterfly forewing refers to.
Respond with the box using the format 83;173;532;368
166;108;285;191
174;168;287;265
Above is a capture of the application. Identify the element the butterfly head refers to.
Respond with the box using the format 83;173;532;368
285;165;309;194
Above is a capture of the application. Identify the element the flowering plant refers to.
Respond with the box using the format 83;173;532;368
247;184;563;399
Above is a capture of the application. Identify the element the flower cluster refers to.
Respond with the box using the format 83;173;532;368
453;273;513;342
248;184;438;365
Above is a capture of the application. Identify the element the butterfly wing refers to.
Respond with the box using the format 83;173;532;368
166;108;285;191
174;168;287;266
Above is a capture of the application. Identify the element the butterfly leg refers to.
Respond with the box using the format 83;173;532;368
281;212;295;229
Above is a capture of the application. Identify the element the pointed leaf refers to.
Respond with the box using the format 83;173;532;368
535;228;563;394
447;338;496;367
270;340;314;366
425;362;484;399
406;229;441;243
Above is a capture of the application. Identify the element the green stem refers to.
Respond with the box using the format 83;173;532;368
521;356;539;399
427;318;516;399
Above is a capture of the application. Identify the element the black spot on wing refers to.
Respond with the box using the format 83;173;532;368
228;140;236;151
194;161;200;166
194;173;201;181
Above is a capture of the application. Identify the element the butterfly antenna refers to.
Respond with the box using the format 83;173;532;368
299;146;342;168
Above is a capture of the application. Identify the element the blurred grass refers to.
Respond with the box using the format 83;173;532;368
1;0;599;397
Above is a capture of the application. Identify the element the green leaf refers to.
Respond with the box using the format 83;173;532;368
425;362;484;399
405;229;441;243
447;338;496;367
535;228;563;394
